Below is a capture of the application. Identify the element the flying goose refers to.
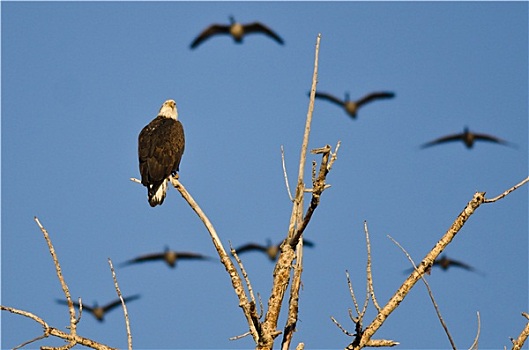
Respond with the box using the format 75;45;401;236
120;246;211;268
404;255;481;275
190;16;284;49
421;126;515;149
313;91;395;119
234;238;314;261
56;294;140;322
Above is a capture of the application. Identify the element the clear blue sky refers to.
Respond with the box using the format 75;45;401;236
2;2;528;349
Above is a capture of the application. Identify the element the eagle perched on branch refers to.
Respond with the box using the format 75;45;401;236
138;99;185;207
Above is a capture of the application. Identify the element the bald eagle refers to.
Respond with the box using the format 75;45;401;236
138;100;185;207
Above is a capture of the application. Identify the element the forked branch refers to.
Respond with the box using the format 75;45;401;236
332;222;398;348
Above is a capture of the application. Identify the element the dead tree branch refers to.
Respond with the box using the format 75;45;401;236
0;218;118;350
469;312;481;350
511;312;529;350
484;176;529;203
346;175;527;349
388;235;457;349
281;237;305;350
108;259;133;350
34;217;78;340
332;223;399;349
281;145;294;202
169;177;262;343
349;192;486;349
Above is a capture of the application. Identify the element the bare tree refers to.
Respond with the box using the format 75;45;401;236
2;35;528;350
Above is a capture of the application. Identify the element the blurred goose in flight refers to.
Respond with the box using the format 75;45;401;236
432;255;477;272
312;91;395;119
404;255;481;275
56;294;140;322
234;238;314;261
421;126;515;149
190;16;284;49
120;246;211;268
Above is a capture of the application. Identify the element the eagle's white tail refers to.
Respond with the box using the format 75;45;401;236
148;179;168;207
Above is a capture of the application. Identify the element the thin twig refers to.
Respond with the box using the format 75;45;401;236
230;242;259;318
328;142;341;172
388;235;456;350
34;217;77;337
345;271;361;317
75;297;83;325
469;312;481;350
311;160;317;186
1;305;49;328
130;177;141;184
484;176;529;203
258;293;264;319
281;145;294;202
331;316;355;337
364;221;381;312
108;258;133;350
13;334;49;350
229;331;252;341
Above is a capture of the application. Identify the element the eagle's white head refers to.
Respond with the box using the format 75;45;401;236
158;99;178;120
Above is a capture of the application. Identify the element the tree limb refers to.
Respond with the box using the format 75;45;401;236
350;192;486;349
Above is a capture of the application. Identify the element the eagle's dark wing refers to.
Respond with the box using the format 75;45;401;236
169;120;185;174
138;117;185;186
234;243;267;254
190;24;231;49
102;294;141;313
243;22;284;44
420;133;464;148
355;92;395;107
120;252;166;266
56;299;94;312
314;92;346;107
